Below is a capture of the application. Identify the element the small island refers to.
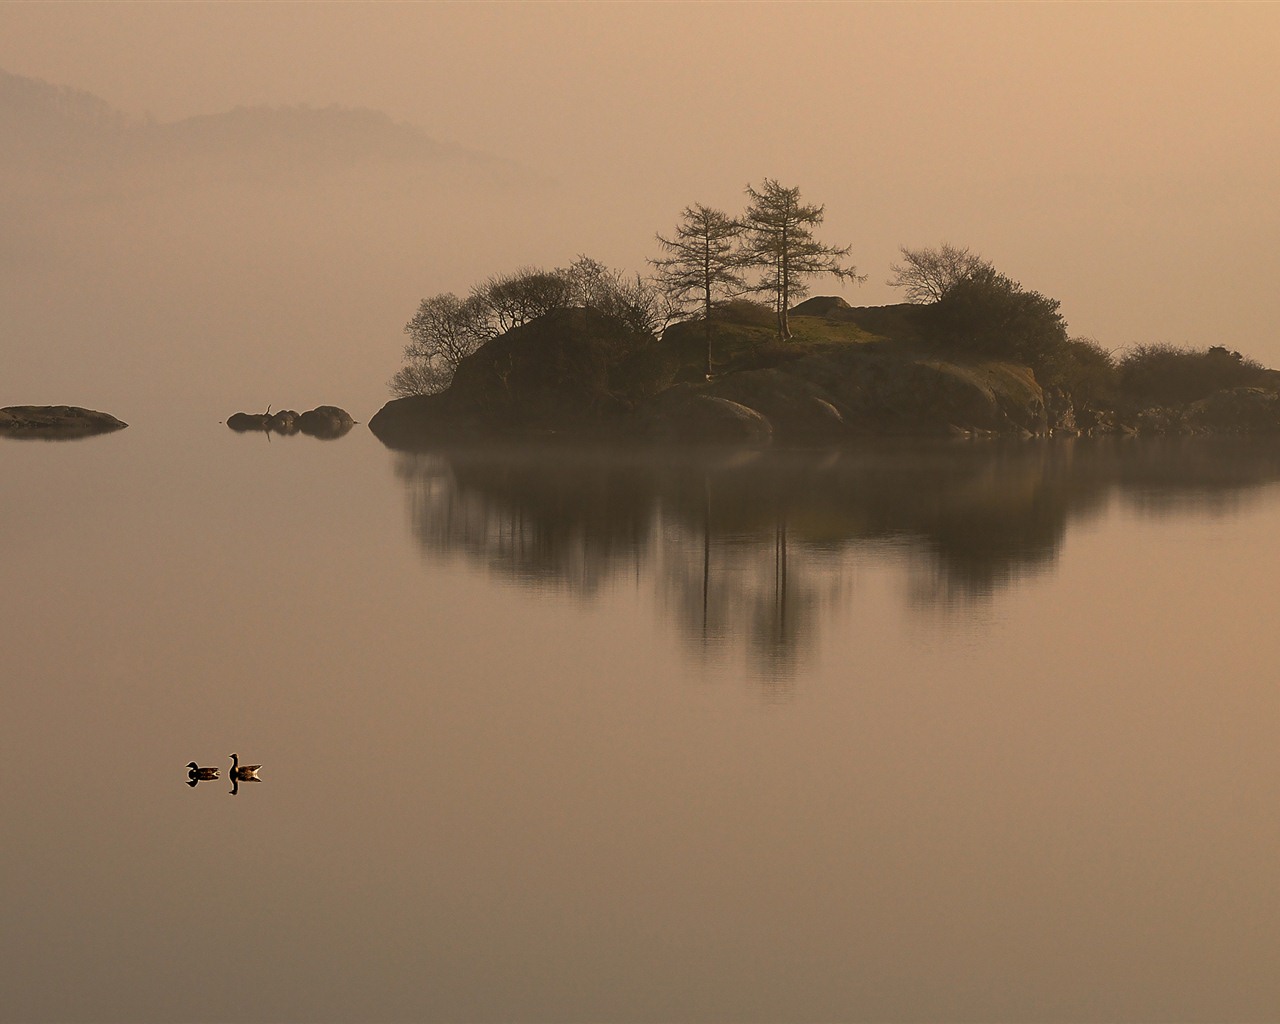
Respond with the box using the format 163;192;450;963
369;182;1280;450
226;405;355;439
0;406;128;439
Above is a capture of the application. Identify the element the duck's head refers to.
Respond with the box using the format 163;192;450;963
186;762;199;770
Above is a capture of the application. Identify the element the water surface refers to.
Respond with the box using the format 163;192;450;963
4;425;1280;1022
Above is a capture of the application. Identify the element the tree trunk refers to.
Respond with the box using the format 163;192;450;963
703;279;713;378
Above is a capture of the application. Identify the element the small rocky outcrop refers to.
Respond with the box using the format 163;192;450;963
228;409;300;433
370;308;663;446
0;405;128;438
227;405;353;439
298;405;355;439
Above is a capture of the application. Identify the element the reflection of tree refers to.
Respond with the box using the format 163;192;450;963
391;440;1280;678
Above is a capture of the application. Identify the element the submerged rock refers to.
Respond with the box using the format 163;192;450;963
0;405;128;438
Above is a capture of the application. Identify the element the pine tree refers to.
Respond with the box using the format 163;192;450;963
651;204;746;377
741;179;863;340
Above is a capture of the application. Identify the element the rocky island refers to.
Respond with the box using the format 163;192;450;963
0;406;128;439
369;296;1280;451
370;194;1280;451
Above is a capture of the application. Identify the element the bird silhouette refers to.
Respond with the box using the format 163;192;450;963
186;761;220;780
229;753;262;781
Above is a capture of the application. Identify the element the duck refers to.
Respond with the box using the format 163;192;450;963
186;761;220;780
229;753;262;781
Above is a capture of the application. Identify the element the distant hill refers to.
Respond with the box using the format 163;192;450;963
0;67;532;188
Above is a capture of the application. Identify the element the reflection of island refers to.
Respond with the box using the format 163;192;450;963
394;440;1280;677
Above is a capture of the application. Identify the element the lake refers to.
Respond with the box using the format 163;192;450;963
5;422;1280;1022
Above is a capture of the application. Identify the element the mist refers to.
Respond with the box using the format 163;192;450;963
2;3;1277;422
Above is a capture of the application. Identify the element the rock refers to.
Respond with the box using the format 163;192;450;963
0;405;127;438
789;295;853;318
1186;387;1280;434
268;409;301;434
298;405;354;439
370;308;663;447
228;406;351;438
636;390;773;445
227;411;270;432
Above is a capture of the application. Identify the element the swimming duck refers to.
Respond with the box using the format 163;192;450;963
229;753;262;781
186;761;220;780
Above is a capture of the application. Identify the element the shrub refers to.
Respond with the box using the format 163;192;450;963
1038;336;1118;408
922;265;1067;367
1118;343;1267;405
389;360;453;398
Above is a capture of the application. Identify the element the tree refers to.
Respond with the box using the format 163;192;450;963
389;359;452;400
924;263;1068;366
887;243;991;303
396;291;493;396
558;255;674;338
392;257;675;397
740;179;863;340
477;267;575;334
650;204;746;377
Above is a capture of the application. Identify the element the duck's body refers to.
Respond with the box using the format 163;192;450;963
229;752;262;781
186;761;220;780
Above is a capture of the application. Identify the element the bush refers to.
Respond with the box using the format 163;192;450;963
389;360;453;398
922;265;1067;367
1038;336;1118;408
1118;343;1267;405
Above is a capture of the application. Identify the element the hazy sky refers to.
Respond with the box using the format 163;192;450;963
2;2;1278;418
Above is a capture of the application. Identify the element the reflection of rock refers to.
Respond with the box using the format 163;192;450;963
227;405;352;438
0;405;127;438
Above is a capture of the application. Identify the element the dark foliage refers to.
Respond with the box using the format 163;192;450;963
1037;336;1119;408
921;265;1068;367
1118;344;1269;405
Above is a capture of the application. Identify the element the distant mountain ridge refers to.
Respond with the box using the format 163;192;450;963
0;66;527;182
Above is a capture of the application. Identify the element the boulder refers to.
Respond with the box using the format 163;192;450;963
297;405;354;439
268;409;301;434
370;308;662;447
1186;387;1280;434
227;411;271;432
636;389;773;446
0;405;127;438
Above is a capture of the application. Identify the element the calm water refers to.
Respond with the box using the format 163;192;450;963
5;422;1280;1022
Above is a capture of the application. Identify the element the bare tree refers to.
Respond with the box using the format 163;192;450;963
740;179;863;340
651;204;746;377
887;243;991;303
477;267;575;333
558;255;674;337
397;291;493;396
394;257;674;397
389;359;452;399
